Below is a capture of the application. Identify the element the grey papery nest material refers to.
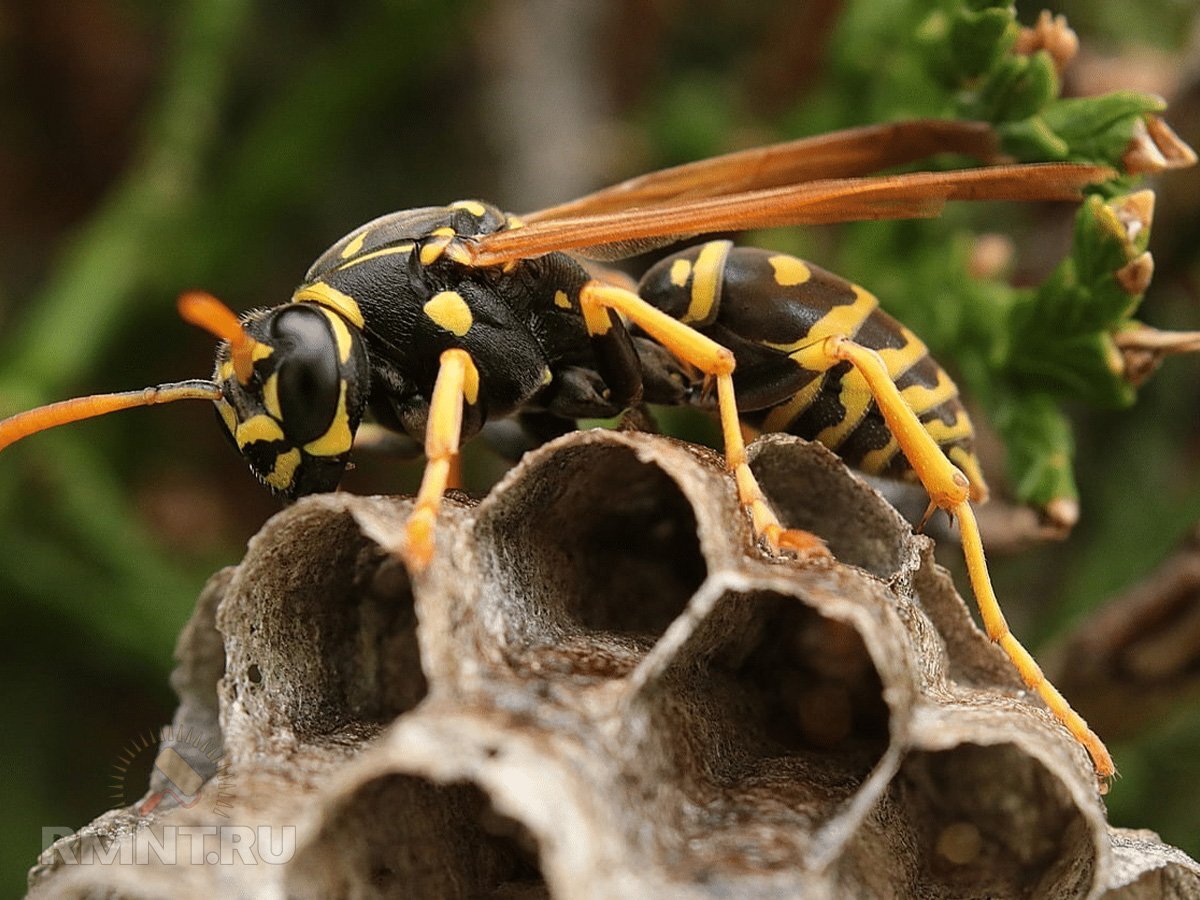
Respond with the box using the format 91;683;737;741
29;431;1200;899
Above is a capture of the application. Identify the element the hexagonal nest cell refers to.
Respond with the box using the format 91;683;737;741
28;431;1200;899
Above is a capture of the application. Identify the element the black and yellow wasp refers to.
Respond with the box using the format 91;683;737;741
0;118;1139;783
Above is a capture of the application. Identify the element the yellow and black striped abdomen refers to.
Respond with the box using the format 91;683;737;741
638;242;987;498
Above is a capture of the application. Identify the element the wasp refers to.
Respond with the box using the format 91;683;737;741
2;118;1153;784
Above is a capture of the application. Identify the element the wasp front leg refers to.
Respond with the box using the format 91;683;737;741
578;281;828;556
404;349;479;571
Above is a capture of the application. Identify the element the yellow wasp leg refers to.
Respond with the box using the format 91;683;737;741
811;335;1115;786
956;505;1114;785
579;281;827;556
405;348;479;571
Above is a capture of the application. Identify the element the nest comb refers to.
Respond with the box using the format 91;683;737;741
29;431;1200;899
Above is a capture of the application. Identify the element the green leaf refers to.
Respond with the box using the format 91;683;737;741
1002;192;1151;408
949;7;1017;79
993;392;1078;507
1074;193;1152;286
997;92;1166;165
973;51;1060;122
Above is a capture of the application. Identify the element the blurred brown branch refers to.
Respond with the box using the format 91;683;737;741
1048;526;1200;740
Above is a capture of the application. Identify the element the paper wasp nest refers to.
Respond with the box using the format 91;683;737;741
29;431;1200;899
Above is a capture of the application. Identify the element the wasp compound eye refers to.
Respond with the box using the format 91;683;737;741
268;305;343;445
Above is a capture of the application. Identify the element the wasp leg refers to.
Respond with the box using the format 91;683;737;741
579;281;828;557
811;334;1115;786
404;349;479;571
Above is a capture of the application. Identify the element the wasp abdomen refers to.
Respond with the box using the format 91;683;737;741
639;243;985;495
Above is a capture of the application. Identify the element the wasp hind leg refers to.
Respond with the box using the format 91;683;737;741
404;349;479;571
808;334;1115;787
578;281;828;557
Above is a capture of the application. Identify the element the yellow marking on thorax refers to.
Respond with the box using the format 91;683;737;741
554;289;572;309
462;353;481;405
423;290;473;337
685;240;732;324
669;258;692;287
506;215;525;229
451;200;487;216
303;383;353;456
316;306;355;364
765;284;879;355
336;243;414;271
293;282;365;329
768;254;811;286
236;414;285;448
340;230;369;259
420;227;457;265
265;448;302;491
217;360;235;384
581;297;613;335
263;373;282;420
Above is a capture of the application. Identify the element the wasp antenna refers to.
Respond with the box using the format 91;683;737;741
177;290;262;385
0;380;222;453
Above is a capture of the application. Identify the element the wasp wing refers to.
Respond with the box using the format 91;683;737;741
521;119;1005;224
466;162;1114;266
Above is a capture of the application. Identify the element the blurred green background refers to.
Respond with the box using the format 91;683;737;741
1;0;1198;894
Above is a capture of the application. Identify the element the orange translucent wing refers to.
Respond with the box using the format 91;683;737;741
466;163;1114;266
522;119;1004;223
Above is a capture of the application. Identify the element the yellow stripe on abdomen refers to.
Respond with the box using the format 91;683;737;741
683;240;732;325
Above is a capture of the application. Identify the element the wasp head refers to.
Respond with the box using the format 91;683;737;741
208;300;370;500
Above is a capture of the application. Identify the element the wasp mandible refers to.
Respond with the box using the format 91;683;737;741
3;117;1185;786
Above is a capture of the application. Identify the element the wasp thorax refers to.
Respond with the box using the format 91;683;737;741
215;302;370;499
